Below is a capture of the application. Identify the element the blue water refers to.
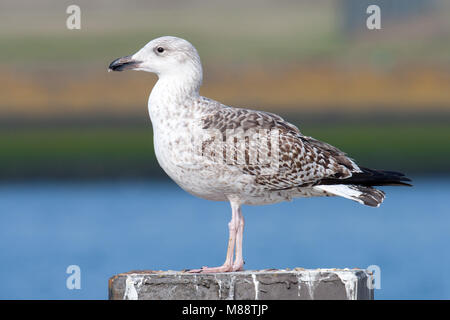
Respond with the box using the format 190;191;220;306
0;178;449;299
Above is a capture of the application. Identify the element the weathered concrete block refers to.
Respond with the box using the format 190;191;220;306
109;268;374;300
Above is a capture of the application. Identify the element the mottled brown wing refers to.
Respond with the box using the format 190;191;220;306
201;106;360;190
202;105;299;134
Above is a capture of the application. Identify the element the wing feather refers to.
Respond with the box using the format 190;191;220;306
200;105;361;190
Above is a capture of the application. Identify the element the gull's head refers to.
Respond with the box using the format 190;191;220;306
108;36;202;79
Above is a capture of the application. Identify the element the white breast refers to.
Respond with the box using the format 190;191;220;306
149;94;239;202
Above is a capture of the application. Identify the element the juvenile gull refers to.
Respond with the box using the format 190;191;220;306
109;36;411;273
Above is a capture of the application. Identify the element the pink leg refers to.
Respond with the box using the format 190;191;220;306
188;199;241;273
232;207;245;271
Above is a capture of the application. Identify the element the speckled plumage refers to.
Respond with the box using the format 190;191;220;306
150;93;365;205
109;36;411;272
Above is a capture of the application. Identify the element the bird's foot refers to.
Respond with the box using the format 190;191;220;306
232;260;244;272
187;264;233;273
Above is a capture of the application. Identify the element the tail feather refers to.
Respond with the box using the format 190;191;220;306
318;167;412;187
314;184;386;207
313;167;411;207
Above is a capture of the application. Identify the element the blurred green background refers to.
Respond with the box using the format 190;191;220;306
1;0;449;180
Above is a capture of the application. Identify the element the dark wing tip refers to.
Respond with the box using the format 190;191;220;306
317;167;413;187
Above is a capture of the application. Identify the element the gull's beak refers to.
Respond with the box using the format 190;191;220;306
108;55;142;72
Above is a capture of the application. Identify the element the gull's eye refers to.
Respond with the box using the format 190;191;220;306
156;47;165;53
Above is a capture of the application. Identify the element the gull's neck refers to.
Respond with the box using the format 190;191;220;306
149;64;203;108
151;75;200;103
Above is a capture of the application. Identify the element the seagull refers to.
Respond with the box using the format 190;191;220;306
108;36;411;273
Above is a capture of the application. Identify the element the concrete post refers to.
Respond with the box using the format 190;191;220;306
109;268;374;300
